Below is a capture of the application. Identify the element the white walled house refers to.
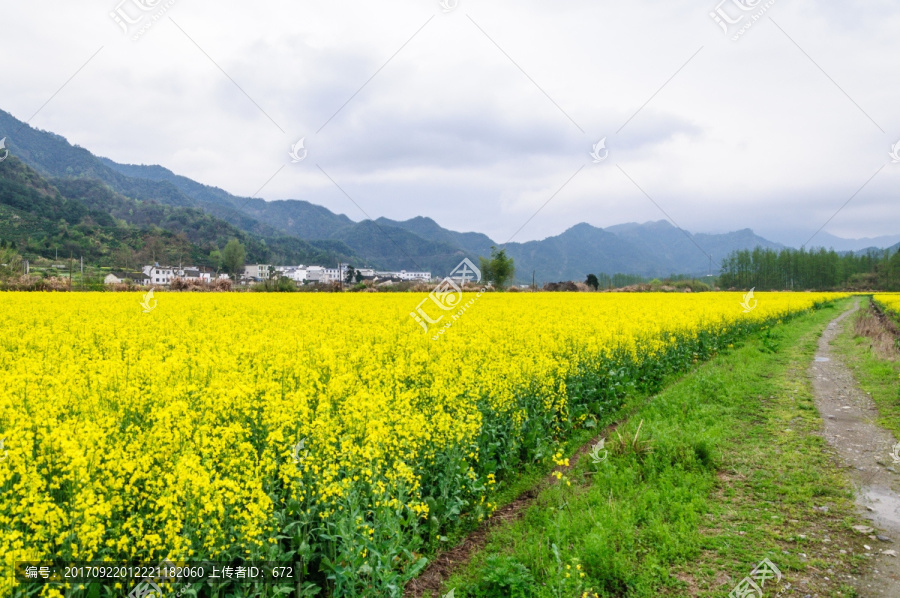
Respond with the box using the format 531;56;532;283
275;266;308;283
139;265;214;285
243;264;272;280
106;272;149;285
398;270;432;282
143;265;176;285
288;268;308;283
305;266;324;283
212;263;431;286
320;265;355;283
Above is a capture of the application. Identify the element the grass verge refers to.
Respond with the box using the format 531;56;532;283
831;299;900;438
435;298;878;597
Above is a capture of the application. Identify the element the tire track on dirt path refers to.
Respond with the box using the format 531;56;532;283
811;301;900;597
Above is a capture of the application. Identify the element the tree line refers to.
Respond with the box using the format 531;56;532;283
718;246;900;291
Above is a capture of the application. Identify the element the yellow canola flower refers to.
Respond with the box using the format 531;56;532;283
874;293;900;318
0;291;845;596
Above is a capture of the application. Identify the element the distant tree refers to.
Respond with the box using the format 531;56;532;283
479;246;515;289
0;246;23;278
222;239;246;279
276;276;296;292
355;269;364;283
113;246;134;271
209;248;223;271
345;265;355;284
145;236;167;265
585;273;599;290
718;246;899;291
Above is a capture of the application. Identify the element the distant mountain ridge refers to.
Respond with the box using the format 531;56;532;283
1;108;895;283
807;231;900;253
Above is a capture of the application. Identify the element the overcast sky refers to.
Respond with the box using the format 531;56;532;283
1;0;898;246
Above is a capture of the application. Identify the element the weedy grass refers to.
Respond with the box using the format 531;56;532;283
438;299;877;598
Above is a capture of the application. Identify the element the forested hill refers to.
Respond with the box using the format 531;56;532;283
0;155;353;268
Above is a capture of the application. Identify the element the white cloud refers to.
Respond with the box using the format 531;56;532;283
0;0;897;245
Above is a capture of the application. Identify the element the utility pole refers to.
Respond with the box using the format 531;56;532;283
532;270;535;292
69;251;73;290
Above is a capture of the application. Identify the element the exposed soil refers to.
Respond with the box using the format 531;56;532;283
402;486;539;598
859;302;900;361
871;301;900;339
810;302;900;597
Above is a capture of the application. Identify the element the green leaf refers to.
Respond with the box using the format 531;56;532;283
408;557;428;577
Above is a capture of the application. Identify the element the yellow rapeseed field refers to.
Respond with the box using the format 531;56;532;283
874;293;900;317
0;291;846;596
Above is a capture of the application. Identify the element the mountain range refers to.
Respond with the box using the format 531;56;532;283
0;108;896;283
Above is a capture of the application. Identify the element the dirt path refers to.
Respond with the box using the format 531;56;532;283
811;302;900;596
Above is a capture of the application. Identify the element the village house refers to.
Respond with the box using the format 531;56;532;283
397;270;431;282
243;264;272;281
124;262;432;287
143;265;176;285
104;271;151;285
111;265;219;286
